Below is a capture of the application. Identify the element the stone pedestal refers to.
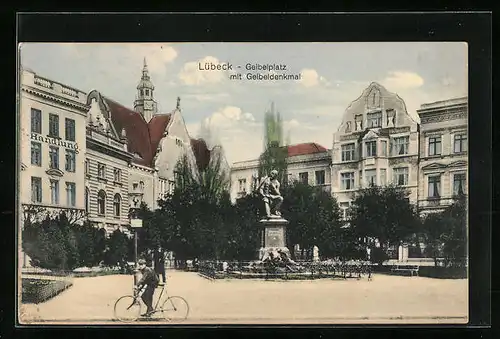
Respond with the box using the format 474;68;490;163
257;217;290;260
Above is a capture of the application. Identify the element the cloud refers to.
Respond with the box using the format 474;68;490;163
194;106;262;164
178;56;229;86
381;71;424;89
126;43;178;75
298;68;330;88
182;92;230;103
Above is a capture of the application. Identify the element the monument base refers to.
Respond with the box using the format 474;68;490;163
257;217;290;261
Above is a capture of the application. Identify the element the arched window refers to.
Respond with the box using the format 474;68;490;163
97;190;106;215
113;194;121;217
85;187;90;212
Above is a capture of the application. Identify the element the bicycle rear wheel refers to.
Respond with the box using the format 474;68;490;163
162;296;189;322
114;295;141;322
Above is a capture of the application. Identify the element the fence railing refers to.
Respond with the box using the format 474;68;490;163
196;260;373;280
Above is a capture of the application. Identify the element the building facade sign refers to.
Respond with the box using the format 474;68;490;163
30;133;80;154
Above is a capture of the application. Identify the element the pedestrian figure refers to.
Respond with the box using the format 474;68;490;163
154;246;166;283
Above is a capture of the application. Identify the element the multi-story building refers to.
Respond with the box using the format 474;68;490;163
331;82;420;220
19;68;88;267
416;97;468;216
84;92;133;235
230;142;331;203
20;68;88;221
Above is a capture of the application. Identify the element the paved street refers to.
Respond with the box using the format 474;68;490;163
20;270;468;324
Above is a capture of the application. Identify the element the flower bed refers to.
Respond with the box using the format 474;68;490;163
22;278;73;304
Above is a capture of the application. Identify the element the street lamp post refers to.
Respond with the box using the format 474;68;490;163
130;207;143;286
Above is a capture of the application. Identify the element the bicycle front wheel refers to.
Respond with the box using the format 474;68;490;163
114;295;141;322
162;296;189;322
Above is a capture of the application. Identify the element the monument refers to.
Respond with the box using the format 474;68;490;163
256;169;291;261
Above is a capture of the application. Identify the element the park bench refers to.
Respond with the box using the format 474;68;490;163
390;264;419;277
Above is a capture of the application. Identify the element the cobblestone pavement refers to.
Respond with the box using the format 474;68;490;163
20;271;468;325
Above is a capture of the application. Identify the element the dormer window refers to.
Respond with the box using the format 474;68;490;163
367;111;382;128
355;115;363;131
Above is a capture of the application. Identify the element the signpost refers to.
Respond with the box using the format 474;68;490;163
130;209;143;285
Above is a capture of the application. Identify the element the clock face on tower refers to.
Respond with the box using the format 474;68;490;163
144;102;152;110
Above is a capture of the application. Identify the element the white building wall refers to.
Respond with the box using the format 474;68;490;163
155;110;197;182
20;69;88;214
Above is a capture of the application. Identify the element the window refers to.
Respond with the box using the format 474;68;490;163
133;182;139;190
65;118;75;141
113;194;121;217
393;136;409;155
380;169;387;186
428;136;442;156
113;168;121;182
299;172;309;185
315;170;326;185
341;172;355;190
340;202;350;220
238;178;247;192
85;160;89;176
140;89;144;96
341;143;355;161
393;167;409;186
31;142;42;166
381;140;387;156
365;169;377;187
50;179;59;204
85;187;89;212
175;138;183;147
97;190;106;215
454;133;467;153
367;111;382;128
428;175;441;198
365;141;377;157
98;163;106;179
31;108;42;134
66;182;76;207
145;89;149;96
140;181;145;191
48;114;59;137
49;146;59;169
31;177;42;203
453;173;466;196
65;149;76;172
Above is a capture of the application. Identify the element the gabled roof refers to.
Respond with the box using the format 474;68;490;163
148;114;172;155
190;138;211;172
89;90;225;172
102;97;153;166
286;143;328;157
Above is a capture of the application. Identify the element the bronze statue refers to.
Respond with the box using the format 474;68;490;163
257;169;283;218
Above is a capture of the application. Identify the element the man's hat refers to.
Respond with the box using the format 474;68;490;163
138;259;146;265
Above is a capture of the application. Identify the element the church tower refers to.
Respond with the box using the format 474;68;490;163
134;57;158;122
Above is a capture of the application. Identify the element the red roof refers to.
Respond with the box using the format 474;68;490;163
286;143;327;157
103;97;153;166
148;114;172;156
100;94;214;171
190;138;211;172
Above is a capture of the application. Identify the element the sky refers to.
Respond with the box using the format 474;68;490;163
20;42;468;165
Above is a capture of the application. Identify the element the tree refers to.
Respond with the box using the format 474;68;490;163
421;194;467;267
282;181;343;259
105;229;131;266
348;185;420;262
258;102;288;187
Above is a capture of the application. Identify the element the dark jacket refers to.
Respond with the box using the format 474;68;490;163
154;251;165;273
138;266;158;287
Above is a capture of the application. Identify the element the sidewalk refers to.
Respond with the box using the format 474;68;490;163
20;271;468;324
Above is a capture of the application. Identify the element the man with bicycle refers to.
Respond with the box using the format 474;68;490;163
135;258;159;317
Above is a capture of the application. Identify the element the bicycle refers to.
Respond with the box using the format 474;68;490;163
113;282;189;323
